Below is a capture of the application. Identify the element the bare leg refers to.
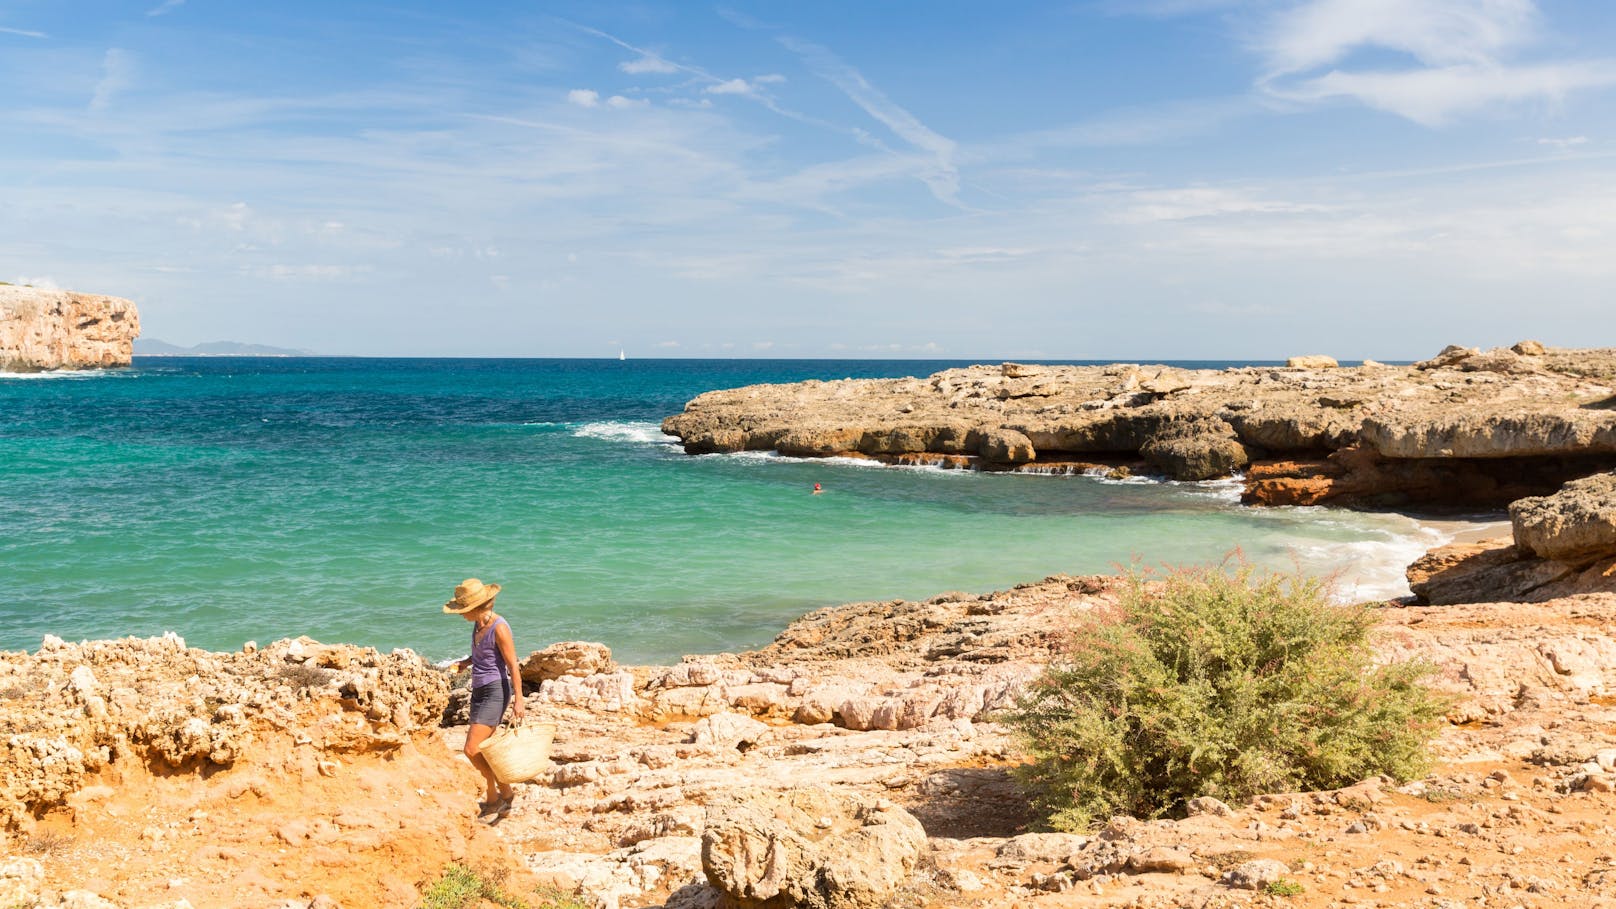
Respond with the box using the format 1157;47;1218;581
463;723;501;804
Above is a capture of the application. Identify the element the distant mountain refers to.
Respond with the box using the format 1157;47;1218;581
135;338;315;357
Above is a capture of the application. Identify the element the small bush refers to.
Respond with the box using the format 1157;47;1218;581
276;662;333;691
1005;563;1446;832
1265;878;1305;897
24;830;73;856
418;862;589;909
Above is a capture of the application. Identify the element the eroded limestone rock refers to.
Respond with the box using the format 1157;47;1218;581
0;635;447;832
0;286;139;372
662;345;1616;506
700;788;927;909
1511;472;1616;564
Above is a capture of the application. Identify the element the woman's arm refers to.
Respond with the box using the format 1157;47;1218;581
495;622;525;720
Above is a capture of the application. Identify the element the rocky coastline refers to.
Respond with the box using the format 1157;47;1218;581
6;478;1616;907
0;285;141;372
8;353;1616;908
661;344;1616;510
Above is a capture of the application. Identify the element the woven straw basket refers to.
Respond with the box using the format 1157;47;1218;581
480;721;556;784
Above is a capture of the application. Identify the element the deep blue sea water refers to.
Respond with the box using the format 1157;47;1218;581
0;357;1454;664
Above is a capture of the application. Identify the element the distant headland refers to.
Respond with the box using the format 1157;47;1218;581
0;284;140;372
133;338;314;357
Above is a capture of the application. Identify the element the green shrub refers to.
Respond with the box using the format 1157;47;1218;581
1005;563;1446;831
1265;877;1306;897
418;863;589;909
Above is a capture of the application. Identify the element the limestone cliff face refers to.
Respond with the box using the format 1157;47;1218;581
0;285;140;371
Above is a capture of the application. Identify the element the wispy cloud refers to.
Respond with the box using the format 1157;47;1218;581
620;53;679;74
777;37;961;205
567;88;600;108
1270;60;1616;125
1111;187;1334;224
1255;0;1616;124
1261;0;1538;75
147;0;187;18
0;26;47;38
90;48;135;112
1538;135;1589;149
704;78;754;96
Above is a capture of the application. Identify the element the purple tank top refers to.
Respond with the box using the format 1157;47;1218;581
469;617;510;688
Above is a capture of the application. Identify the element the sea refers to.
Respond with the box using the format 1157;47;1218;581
0;357;1476;665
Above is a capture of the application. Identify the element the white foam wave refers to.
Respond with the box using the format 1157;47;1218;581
0;369;122;380
816;456;888;469
1168;475;1245;503
1285;522;1451;603
1075;466;1245;501
573;421;680;446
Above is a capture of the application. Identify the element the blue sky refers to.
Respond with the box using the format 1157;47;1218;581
2;1;1614;359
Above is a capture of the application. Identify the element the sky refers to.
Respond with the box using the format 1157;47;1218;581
2;0;1614;359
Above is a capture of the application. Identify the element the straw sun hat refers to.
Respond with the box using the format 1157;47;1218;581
443;578;501;614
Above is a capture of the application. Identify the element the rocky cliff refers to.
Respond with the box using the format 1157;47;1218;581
0;285;140;372
661;344;1616;509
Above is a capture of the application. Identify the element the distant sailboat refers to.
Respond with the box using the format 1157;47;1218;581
618;348;626;361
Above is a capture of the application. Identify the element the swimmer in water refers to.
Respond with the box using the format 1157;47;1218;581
812;483;822;494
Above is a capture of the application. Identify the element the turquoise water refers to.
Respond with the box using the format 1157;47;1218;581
1;357;1446;664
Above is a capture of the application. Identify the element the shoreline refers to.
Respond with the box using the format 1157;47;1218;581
1;501;1506;663
7;560;1616;908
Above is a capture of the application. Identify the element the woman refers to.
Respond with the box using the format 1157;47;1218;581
444;577;525;819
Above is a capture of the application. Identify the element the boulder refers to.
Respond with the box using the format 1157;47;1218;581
976;427;1035;464
1458;348;1540;375
1406;538;1576;605
1140;420;1250;481
1285;355;1338;369
521;641;616;685
0;285;140;372
1414;344;1479;370
0;857;43;907
1511;472;1616;564
1223;858;1292;890
701;788;927;909
687;712;769;753
1512;339;1548;356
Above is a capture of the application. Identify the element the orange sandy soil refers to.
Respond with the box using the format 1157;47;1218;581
15;730;542;908
18;726;1616;909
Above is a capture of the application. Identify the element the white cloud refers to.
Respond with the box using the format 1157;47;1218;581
1262;0;1537;75
705;78;754;96
606;95;648;109
1273;61;1616;126
247;264;370;281
620;53;679;75
754;74;786;85
90;48;135;112
1112;187;1332;223
147;0;186;17
1254;0;1616;124
0;25;47;38
567;89;600;108
1538;136;1590;149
